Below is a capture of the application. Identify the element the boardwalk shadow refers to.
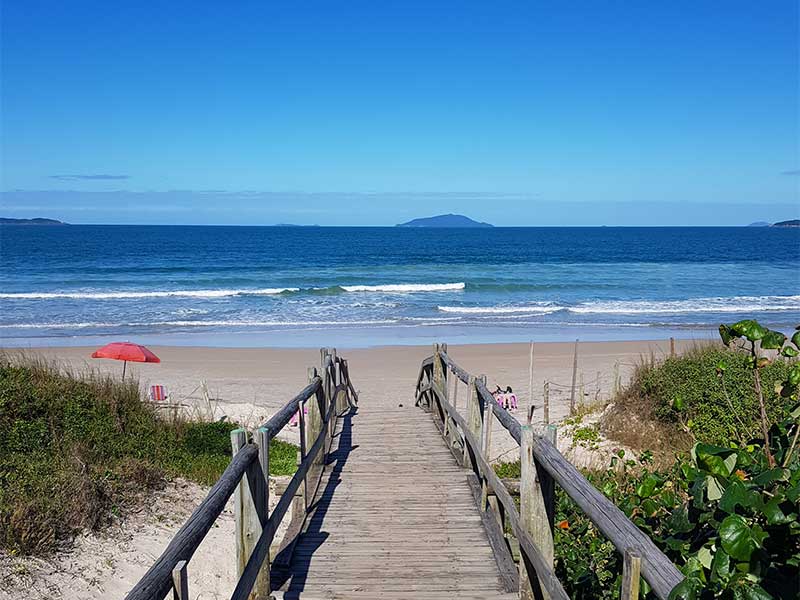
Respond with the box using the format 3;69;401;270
272;406;359;598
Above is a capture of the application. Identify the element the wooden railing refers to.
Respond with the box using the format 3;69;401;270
415;343;685;600
126;348;357;600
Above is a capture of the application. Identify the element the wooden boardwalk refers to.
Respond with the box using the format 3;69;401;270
276;393;516;599
128;348;683;600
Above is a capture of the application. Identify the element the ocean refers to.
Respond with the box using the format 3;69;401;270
1;225;798;347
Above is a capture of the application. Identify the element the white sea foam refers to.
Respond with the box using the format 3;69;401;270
437;295;800;316
569;295;800;314
341;282;465;293
0;288;298;299
0;319;399;329
438;305;560;315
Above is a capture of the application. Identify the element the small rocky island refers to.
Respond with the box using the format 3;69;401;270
396;213;493;228
0;217;68;225
772;219;800;228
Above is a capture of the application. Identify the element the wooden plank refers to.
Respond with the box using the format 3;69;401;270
171;560;188;600
519;425;554;600
466;473;519;592
232;382;336;600
427;384;568;600
447;353;684;600
622;550;642;600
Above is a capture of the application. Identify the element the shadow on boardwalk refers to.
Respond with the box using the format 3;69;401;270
271;406;358;598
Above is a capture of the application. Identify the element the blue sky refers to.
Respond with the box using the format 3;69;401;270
1;1;798;225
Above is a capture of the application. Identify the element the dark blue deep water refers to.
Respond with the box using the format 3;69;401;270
1;226;798;346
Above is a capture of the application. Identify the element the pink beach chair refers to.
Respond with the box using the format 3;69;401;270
149;385;170;402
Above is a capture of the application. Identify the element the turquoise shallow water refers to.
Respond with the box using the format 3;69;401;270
1;225;798;347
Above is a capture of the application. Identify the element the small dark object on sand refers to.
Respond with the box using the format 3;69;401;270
398;403;404;407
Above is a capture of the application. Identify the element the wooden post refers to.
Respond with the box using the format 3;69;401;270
464;375;480;467
452;372;459;411
253;428;271;597
297;396;308;507
171;560;188;600
480;400;493;510
519;425;555;600
307;367;324;505
578;372;585;408
432;343;448;433
541;425;557;528
669;337;675;358
543;381;550;425
528;341;534;409
613;361;621;396
621;550;642;600
231;428;270;599
569;339;579;415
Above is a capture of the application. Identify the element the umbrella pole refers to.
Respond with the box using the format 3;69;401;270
122;361;127;379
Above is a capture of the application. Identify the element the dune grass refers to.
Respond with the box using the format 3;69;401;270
602;343;795;454
0;354;297;554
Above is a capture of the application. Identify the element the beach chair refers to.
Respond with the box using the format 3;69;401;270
148;384;171;402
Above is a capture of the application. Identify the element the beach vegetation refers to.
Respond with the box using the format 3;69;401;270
0;354;297;555
497;321;800;598
603;342;795;454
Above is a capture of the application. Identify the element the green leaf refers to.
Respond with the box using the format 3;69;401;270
668;505;695;533
641;498;660;517
673;395;686;411
696;546;713;569
753;467;788;486
636;473;661;498
668;577;703;600
787;481;800;502
762;496;792;525
695;443;738;476
731;319;767;341
781;346;799;358
733;584;774;600
719;515;765;561
788;364;800;387
720;324;734;345
707;475;724;501
720;480;762;513
792;330;800;349
710;548;732;584
760;329;786;350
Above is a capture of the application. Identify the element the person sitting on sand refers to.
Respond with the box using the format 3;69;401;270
504;386;518;411
492;385;505;407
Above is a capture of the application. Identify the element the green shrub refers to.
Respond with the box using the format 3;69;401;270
0;356;298;554
613;345;793;448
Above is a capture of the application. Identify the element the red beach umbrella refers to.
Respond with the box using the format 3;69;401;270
91;341;161;378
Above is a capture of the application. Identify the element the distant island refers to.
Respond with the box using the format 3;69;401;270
0;217;68;225
396;214;493;228
747;221;771;227
773;219;800;228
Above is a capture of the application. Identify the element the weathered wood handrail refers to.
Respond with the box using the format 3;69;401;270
419;347;684;600
429;376;569;599
126;348;358;600
126;446;259;600
230;386;335;600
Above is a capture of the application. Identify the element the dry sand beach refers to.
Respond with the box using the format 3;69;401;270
21;338;694;435
1;338;697;599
